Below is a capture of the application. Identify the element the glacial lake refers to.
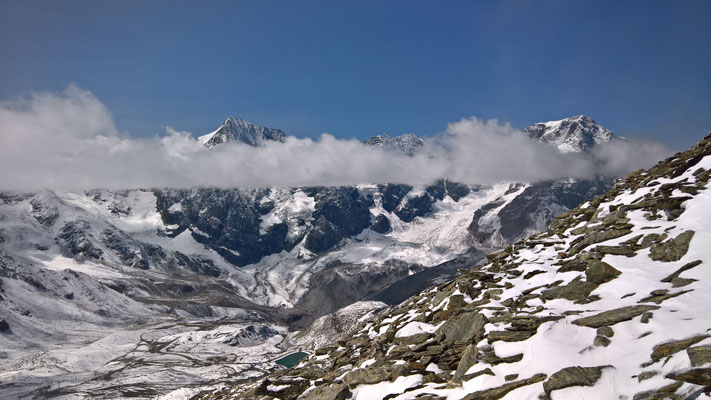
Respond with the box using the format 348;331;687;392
275;352;309;368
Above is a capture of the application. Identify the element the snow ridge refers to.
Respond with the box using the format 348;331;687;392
524;115;615;153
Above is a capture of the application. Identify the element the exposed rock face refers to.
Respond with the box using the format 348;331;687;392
363;133;424;156
206;132;711;400
369;214;391;234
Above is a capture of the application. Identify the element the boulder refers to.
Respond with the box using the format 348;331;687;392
572;305;659;328
461;373;547;400
666;367;711;387
542;279;598;301
298;383;349;400
651;335;710;362
687;345;711;367
342;366;393;387
452;344;478;384
585;261;621;284
649;230;695;262
437;311;488;345
543;366;611;396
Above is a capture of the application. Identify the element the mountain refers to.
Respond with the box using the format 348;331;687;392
524;115;615;153
217;132;711;400
363;133;425;156
197;116;287;148
0;115;622;398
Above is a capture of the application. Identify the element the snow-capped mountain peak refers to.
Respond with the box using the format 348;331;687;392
524;115;615;153
198;116;287;148
363;133;425;156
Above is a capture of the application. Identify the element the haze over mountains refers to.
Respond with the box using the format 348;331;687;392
0;86;672;190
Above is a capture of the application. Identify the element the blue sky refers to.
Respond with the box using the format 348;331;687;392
1;0;710;148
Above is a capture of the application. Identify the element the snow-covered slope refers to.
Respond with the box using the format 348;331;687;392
217;132;711;400
524;115;615;153
198;116;287;148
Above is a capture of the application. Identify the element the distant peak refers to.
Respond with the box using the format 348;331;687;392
364;133;424;156
524;115;615;153
198;116;287;148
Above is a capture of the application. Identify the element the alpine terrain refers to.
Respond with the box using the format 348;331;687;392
1;115;620;398
207;132;711;399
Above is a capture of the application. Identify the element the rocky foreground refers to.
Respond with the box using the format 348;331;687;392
194;133;711;399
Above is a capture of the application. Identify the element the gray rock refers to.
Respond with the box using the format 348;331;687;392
438;311;488;345
666;367;711;386
649;230;695;262
651;335;710;362
687;345;711;367
452;344;478;384
585;261;621;284
461;373;547;400
342;366;393;387
543;366;611;396
572;305;659;328
298;383;349;400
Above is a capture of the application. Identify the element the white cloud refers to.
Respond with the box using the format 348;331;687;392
0;86;674;191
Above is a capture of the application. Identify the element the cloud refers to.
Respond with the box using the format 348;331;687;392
0;86;674;191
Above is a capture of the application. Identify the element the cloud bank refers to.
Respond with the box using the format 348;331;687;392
0;86;674;191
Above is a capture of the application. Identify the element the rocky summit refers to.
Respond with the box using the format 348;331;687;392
204;133;711;399
198;116;287;148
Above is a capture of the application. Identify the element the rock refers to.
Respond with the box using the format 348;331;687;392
637;371;658;382
572;305;659;328
543;366;611;396
666;367;711;386
393;333;431;345
369;214;391;234
661;260;702;283
452;344;478;384
585;261;621;284
687;345;711;367
596;326;614;337
542;279;598;301
488;330;536;343
437;311;488;345
504;374;519;381
304;216;342;253
595;245;637;257
594;336;611;347
342;366;393;387
298;383;349;400
0;319;9;333
639;289;692;304
461;373;547;400
651;335;710;362
649;230;695;262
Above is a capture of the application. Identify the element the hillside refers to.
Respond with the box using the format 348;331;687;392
207;133;711;400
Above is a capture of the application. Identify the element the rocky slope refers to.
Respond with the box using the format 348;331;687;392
210;133;711;400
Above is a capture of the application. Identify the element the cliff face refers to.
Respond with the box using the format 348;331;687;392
206;132;711;400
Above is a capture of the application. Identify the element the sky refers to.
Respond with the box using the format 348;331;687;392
1;0;710;148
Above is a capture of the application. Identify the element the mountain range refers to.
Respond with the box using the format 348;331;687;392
206;128;711;400
0;115;623;398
